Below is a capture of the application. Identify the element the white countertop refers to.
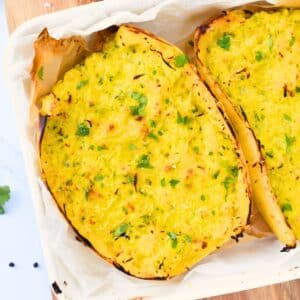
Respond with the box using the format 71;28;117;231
0;1;51;299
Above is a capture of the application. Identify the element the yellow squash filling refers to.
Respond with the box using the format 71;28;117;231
40;25;249;278
197;9;300;238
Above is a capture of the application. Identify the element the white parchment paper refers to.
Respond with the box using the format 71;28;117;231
4;0;300;299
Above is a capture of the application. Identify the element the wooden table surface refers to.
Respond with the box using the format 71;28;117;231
3;1;300;299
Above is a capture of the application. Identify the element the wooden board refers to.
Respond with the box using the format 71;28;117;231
4;0;300;299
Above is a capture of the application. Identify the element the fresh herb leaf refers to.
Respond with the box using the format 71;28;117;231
200;194;206;201
148;132;158;140
217;33;231;50
229;166;239;177
282;203;292;212
177;112;190;125
149;120;157;128
37;66;44;80
0;185;10;215
267;36;273;50
296;86;300;93
184;235;192;243
265;151;274;158
94;175;104;181
76;123;90;136
283;114;292;121
128;143;137;150
193;146;200;154
76;80;89;89
130;92;148;116
137;154;152;168
112;223;129;239
212;170;220;179
285;134;296;153
160;178;166;187
255;51;265;62
223;176;236;190
174;54;189;68
167;232;178;248
169;179;180;188
290;36;296;47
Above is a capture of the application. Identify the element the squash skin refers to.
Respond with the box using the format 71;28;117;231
195;8;298;247
36;25;250;279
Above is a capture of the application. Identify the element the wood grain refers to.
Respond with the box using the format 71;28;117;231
4;0;300;299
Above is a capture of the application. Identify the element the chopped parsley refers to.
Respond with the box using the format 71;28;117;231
285;134;296;153
200;194;206;201
112;223;129;239
165;98;170;104
177;112;190;125
76;123;90;136
255;51;265;62
149;120;157;128
265;151;274;158
267;36;273;50
148;132;158;140
184;235;192;243
283;114;292;121
229;166;239;177
97;145;106;151
137;154;152;168
76;80;89;89
0;185;10;214
217;33;231;50
296;86;300;93
167;232;178;248
212;170;220;179
281;203;292;212
128;143;137;150
160;178;166;187
169;179;180;188
94;175;104;181
289;36;296;47
37;66;44;80
223;176;236;190
174;54;189;68
130;91;148;117
193;146;200;154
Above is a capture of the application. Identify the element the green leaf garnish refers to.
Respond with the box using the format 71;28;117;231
296;86;300;93
285;134;296;153
265;151;274;158
130;91;148;116
283;114;292;121
289;36;296;47
177;112;190;125
149;120;157;128
282;203;292;212
174;54;189;68
193;146;200;154
128;143;137;150
112;223;129;239
76;80;89;89
0;185;10;215
37;66;44;80
184;235;192;243
94;175;104;181
167;232;178;248
76;123;90;136
217;33;231;50
160;178;166;187
255;51;265;62
169;179;180;188
148;132;158;140
137;154;152;169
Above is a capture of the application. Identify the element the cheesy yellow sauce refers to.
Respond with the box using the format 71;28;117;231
40;26;249;278
198;9;300;238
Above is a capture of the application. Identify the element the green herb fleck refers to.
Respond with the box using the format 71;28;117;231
282;203;292;212
0;185;10;214
130;91;148;117
296;86;300;93
148;132;158;141
289;36;296;47
128;143;137;150
141;214;152;225
122;207;128;214
212;170;220;179
137;154;152;169
283;114;292;121
193;146;200;154
267;36;273;50
160;178;166;187
208;151;213;156
255;51;265;62
89;145;95;150
177;112;190;125
158;130;164;136
97;145;106;151
149;120;157;128
94;175;104;181
285;134;296;153
112;223;129;239
229;166;239;177
76;123;90;136
167;232;178;248
200;194;206;201
223;176;235;190
152;70;157;75
165;98;170;104
184;235;192;243
174;54;189;68
212;210;216;216
265;151;274;158
169;179;180;188
76;80;89;89
217;33;231;50
37;66;44;80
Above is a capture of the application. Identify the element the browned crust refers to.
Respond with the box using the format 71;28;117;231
194;6;297;246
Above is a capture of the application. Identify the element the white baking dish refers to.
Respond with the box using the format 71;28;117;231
4;0;300;299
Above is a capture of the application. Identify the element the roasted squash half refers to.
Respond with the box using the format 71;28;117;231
35;25;250;278
195;8;299;246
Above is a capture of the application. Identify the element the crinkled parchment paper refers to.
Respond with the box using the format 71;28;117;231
4;0;300;299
